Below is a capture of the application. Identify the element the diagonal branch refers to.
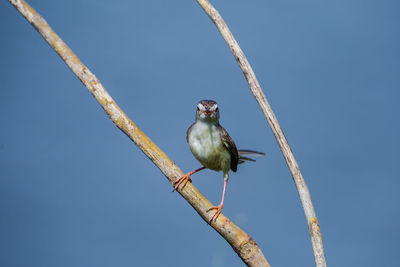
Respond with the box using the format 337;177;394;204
196;1;327;266
9;0;270;266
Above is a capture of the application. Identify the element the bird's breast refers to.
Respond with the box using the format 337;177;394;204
188;122;230;172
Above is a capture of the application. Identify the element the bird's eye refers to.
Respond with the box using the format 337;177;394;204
197;107;200;111
215;107;219;112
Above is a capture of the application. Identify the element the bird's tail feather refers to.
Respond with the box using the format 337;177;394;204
238;149;265;164
238;149;265;156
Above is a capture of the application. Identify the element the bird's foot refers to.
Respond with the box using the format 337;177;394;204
207;203;223;223
172;173;192;192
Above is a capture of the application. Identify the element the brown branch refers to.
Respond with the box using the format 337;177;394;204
9;0;270;266
196;1;327;266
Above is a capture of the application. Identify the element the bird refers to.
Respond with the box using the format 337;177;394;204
174;99;265;223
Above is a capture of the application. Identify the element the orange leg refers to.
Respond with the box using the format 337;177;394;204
173;166;206;191
207;179;228;223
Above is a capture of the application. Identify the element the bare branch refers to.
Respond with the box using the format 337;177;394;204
9;0;271;266
196;1;327;266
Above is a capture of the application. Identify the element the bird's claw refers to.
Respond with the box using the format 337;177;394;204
207;204;223;223
172;174;192;192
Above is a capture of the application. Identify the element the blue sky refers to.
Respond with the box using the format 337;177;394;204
1;0;399;266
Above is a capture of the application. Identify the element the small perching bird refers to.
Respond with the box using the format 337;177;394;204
174;100;265;223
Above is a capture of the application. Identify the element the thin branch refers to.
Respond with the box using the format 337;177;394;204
196;1;327;266
9;0;270;266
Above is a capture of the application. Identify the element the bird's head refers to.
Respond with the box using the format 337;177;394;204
196;100;220;122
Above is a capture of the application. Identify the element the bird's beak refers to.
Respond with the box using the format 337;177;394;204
203;109;212;116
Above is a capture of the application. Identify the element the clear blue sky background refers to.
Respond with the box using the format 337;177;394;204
1;0;399;266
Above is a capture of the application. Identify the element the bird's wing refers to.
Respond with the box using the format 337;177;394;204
217;124;239;172
186;123;195;143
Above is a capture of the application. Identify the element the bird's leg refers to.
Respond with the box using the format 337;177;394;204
173;166;206;191
207;175;228;223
